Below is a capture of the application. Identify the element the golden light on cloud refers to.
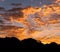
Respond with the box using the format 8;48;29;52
0;0;60;44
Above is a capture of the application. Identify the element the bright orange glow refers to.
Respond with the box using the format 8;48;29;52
0;0;60;44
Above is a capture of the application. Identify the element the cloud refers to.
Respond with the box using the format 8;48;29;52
0;1;60;44
0;7;5;10
11;3;22;6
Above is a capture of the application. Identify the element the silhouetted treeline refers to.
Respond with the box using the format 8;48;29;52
0;37;60;48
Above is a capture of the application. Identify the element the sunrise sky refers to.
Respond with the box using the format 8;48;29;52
0;0;60;44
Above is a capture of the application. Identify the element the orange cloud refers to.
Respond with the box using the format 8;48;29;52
0;1;60;44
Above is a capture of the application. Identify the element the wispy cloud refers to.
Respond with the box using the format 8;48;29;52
0;0;60;44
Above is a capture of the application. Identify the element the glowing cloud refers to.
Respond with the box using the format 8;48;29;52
0;0;60;44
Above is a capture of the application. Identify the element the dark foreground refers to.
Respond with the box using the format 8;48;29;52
0;37;60;49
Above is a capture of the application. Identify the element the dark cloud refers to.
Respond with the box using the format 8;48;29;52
0;7;5;10
11;3;22;6
7;7;23;11
0;20;4;24
0;7;24;22
7;7;24;17
0;25;19;30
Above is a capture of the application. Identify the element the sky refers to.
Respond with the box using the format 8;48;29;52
0;0;55;9
0;0;60;44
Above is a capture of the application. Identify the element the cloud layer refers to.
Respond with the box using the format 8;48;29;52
0;0;60;44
